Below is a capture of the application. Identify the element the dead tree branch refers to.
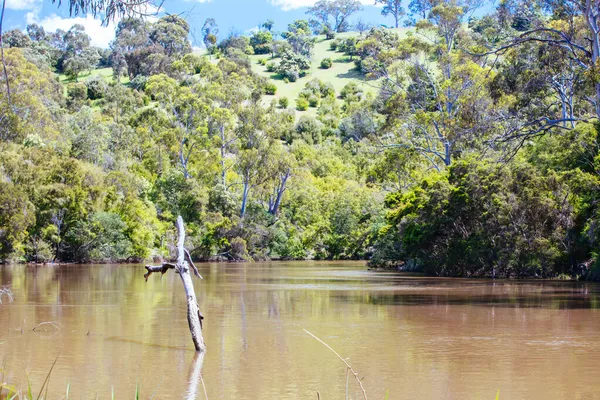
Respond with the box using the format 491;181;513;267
144;216;206;352
303;329;367;400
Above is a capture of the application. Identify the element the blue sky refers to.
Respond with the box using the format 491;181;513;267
4;0;495;48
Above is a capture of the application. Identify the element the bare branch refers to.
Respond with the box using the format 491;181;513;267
144;262;176;281
303;329;367;400
184;248;203;279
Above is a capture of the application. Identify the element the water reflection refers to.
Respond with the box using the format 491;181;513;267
1;262;600;399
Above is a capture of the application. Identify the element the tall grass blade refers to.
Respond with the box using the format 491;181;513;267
27;375;33;400
495;389;500;400
36;352;60;400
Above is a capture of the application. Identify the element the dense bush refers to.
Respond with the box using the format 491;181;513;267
264;82;277;95
296;97;309;111
376;158;581;278
320;57;333;69
278;96;289;109
85;76;108;100
130;75;148;91
276;49;310;82
340;81;362;100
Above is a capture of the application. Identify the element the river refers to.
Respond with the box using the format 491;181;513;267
1;262;599;399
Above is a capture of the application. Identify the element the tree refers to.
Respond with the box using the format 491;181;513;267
375;0;405;28
0;182;35;261
50;0;162;23
145;73;210;179
262;19;275;32
201;17;219;53
4;30;31;48
477;0;600;141
250;30;273;54
27;23;46;41
64;47;100;81
109;44;127;82
282;20;315;57
307;0;363;33
150;15;192;57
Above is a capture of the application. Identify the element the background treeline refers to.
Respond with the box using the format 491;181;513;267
1;0;599;279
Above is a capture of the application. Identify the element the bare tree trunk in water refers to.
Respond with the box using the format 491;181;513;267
187;351;208;400
144;216;206;352
0;0;11;106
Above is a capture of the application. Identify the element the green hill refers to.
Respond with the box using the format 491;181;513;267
249;28;410;113
58;28;411;114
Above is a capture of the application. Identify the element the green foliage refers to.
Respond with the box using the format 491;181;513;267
276;49;310;82
3;10;600;278
250;30;273;55
376;157;589;278
340;81;362;100
85;75;108;100
278;96;289;109
320;57;333;69
67;82;88;107
264;82;278;95
296;97;309;111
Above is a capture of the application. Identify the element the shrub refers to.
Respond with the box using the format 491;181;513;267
296;98;309;111
329;39;340;51
340;81;362;100
258;58;267;66
378;158;574;278
320;57;333;69
266;61;276;72
308;95;319;107
67;82;87;107
264;82;277;95
85;76;108;100
276;50;310;82
278;96;289;109
298;89;312;100
304;79;335;99
130;75;148;91
295;115;323;144
230;237;250;261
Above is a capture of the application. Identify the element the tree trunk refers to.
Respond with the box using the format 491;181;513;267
144;216;206;352
240;180;250;217
0;0;11;107
269;168;290;216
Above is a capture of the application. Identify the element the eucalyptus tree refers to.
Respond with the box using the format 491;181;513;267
145;74;210;179
477;0;600;143
306;0;363;33
201;18;219;54
356;0;494;169
375;0;405;28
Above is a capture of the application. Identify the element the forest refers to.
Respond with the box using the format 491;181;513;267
0;0;599;280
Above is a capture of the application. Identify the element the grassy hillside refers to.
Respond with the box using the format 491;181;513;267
58;28;410;114
58;67;130;85
250;28;410;113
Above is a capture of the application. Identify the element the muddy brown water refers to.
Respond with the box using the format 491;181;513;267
1;262;600;399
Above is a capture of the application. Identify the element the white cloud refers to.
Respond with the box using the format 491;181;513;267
270;0;372;11
26;12;117;48
6;0;41;10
